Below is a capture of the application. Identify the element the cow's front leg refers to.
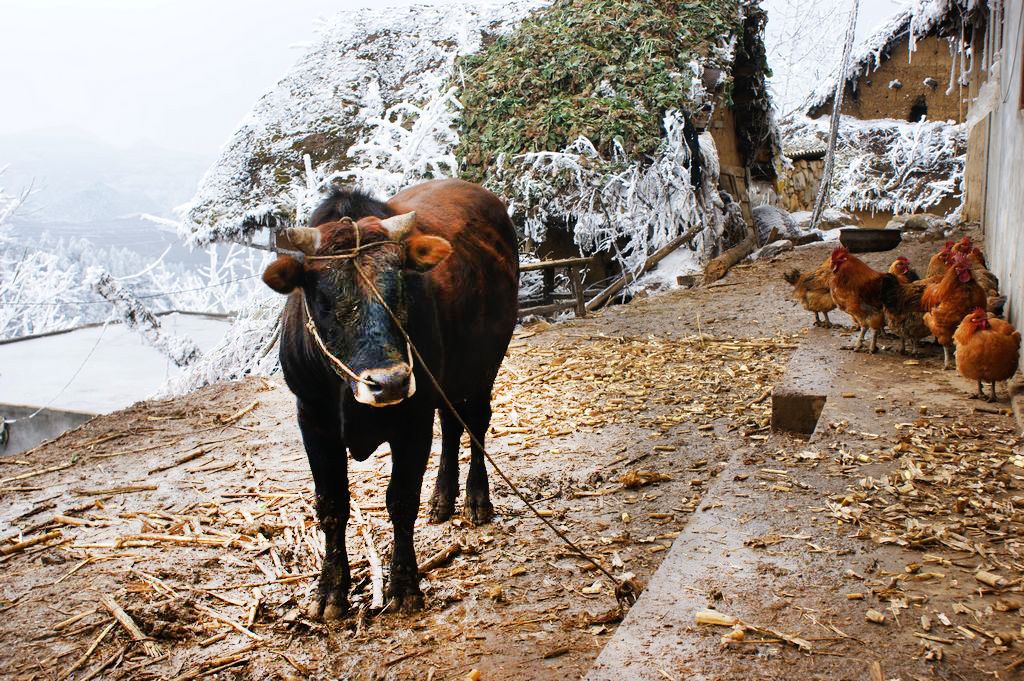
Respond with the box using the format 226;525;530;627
297;400;350;620
386;410;432;612
428;406;460;523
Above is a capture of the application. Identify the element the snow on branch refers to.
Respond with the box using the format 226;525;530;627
494;110;728;283
785;115;966;216
158;293;284;396
87;267;200;367
338;86;461;197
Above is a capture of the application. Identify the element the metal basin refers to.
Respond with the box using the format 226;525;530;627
839;228;902;253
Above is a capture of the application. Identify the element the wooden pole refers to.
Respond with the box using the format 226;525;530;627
567;266;587;318
542;267;555;305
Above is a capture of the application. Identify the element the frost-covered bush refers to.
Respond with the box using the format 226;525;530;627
784;115;966;217
181;1;545;246
158;292;284;396
0;226;270;341
495;111;724;275
338;87;462;198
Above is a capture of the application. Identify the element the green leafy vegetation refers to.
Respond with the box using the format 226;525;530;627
454;0;742;181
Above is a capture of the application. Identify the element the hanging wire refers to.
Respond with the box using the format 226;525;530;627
810;0;861;231
0;273;263;307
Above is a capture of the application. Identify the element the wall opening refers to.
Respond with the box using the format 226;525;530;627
909;96;929;122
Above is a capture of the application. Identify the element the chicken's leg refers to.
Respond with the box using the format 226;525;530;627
974;380;985;399
854;326;867;352
899;336;907;355
823;311;832;329
942;345;952;370
813;311;821;327
989;382;998;402
869;327;880;354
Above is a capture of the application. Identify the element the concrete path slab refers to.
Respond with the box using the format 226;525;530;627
586;330;849;680
587;329;1021;680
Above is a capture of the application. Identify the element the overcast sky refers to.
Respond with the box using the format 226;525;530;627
0;0;461;160
0;0;902;161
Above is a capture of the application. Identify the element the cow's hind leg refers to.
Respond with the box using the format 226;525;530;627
463;394;494;526
386;410;433;612
297;400;350;621
428;406;461;523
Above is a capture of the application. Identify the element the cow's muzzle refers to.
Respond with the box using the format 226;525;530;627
353;364;416;406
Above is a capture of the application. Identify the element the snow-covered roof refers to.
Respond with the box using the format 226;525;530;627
783;143;827;161
805;0;986;115
0;313;229;413
784;115;966;216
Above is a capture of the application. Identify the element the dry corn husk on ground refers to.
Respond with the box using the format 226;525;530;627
1;233;1021;679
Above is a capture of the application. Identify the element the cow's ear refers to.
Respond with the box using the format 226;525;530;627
263;256;304;293
405;235;452;272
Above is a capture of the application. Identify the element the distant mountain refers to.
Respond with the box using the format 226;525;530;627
0;126;210;223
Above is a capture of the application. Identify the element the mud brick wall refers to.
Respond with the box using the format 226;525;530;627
816;35;967;124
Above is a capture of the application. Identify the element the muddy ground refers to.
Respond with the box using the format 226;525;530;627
1;227;1020;680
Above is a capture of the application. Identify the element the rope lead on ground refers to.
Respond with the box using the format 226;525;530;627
349;259;641;611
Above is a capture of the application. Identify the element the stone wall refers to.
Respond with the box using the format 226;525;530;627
780;158;824;213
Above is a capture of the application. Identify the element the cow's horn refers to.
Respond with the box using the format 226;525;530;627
379;211;416;239
285;227;321;255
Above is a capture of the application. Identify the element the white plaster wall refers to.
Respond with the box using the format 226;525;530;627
984;0;1024;327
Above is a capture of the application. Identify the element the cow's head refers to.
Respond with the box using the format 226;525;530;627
262;212;452;407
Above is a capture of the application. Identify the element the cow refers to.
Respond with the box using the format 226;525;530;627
262;179;519;617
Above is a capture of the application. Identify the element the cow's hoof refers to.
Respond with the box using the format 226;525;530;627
427;495;455;524
307;595;349;621
464;495;494;525
386;579;425;613
323;601;348;621
390;591;425;613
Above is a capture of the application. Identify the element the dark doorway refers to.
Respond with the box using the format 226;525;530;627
909;96;928;122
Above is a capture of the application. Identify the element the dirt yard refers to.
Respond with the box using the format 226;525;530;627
1;228;1021;680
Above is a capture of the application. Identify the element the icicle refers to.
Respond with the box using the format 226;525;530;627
958;18;970;86
945;39;958;95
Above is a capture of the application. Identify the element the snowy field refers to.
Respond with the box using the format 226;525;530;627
0;313;229;413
